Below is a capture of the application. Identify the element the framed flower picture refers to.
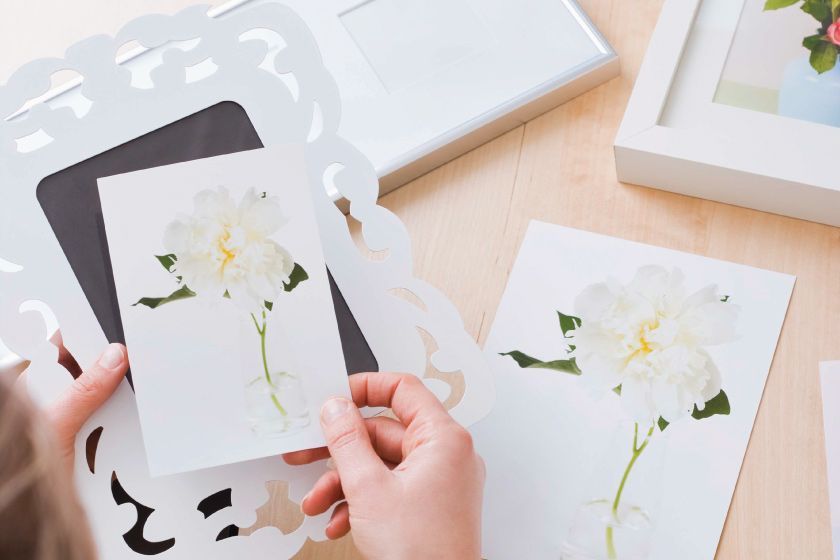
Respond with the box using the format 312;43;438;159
615;0;840;227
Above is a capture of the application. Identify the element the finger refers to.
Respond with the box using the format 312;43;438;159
47;344;128;438
325;502;351;540
301;469;344;516
285;415;406;466
365;415;405;464
349;373;450;427
283;447;329;465
320;398;389;499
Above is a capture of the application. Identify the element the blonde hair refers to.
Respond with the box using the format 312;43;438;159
0;375;96;559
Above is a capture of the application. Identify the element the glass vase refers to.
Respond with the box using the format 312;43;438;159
240;311;310;437
778;54;840;128
561;421;666;560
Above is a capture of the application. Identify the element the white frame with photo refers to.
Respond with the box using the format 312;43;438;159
615;0;840;227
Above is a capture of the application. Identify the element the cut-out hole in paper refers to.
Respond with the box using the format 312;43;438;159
15;128;54;152
387;287;428;312
19;300;59;342
48;69;84;90
123;38;202;89
240;28;287;60
185;57;219;83
116;40;144;62
47;87;93;119
5;69;86;121
416;326;465;411
197;489;240;541
197;488;233;518
85;426;104;474
324;162;344;201
239;481;305;536
307;101;324;143
48;330;83;379
216;525;239;541
111;472;176;555
243;28;299;103
0;257;23;272
346;212;390;262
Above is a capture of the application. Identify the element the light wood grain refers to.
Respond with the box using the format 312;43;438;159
4;1;839;558
367;2;840;558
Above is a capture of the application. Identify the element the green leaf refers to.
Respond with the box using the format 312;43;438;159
613;385;622;396
283;263;309;292
557;311;582;337
810;41;839;73
801;0;832;21
692;389;731;420
155;254;178;273
833;0;840;18
803;34;826;50
264;301;274;312
133;285;196;309
657;417;670;431
720;295;731;303
500;351;582;375
764;0;800;9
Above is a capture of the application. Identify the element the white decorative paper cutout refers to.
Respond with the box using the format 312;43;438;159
0;3;494;557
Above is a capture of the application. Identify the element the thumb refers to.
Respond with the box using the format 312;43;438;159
48;344;128;440
320;397;388;498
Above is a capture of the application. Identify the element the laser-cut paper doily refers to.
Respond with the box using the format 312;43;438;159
0;3;494;557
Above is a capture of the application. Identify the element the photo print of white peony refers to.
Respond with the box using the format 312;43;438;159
471;222;795;560
136;186;313;437
502;266;739;559
98;146;350;476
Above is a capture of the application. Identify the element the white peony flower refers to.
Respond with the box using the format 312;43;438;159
570;266;739;424
163;187;295;311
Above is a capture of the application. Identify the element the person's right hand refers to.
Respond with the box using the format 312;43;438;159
283;373;485;560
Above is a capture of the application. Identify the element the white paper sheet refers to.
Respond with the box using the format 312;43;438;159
471;221;795;560
99;145;350;476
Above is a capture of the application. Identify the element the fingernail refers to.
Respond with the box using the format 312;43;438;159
300;491;311;514
321;398;350;425
98;344;125;370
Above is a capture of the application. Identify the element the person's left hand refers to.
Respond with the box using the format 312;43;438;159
46;343;129;469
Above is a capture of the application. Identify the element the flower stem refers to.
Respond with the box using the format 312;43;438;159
251;312;287;417
605;423;653;559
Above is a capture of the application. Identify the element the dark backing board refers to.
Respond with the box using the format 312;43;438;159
36;101;378;383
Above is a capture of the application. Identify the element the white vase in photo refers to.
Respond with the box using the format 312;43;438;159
561;421;667;560
778;54;840;128
240;314;311;437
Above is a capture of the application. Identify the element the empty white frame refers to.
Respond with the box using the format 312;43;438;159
615;0;840;227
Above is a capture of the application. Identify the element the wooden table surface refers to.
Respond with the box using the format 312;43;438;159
6;1;840;558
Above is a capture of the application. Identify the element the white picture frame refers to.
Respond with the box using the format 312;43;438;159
614;0;840;227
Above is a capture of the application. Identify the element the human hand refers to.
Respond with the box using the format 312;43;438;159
283;373;485;560
47;343;129;469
